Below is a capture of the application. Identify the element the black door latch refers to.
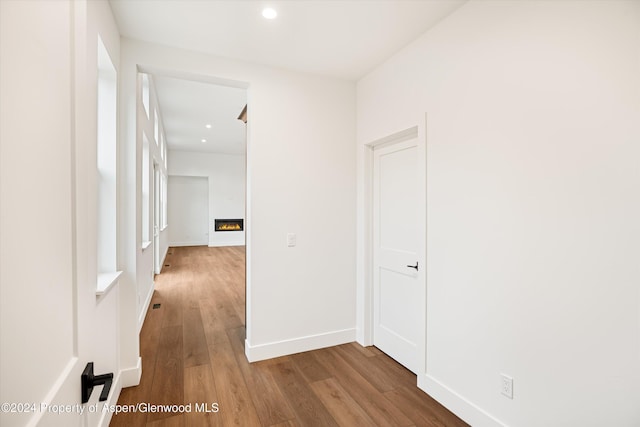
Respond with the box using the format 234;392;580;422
406;262;419;271
81;362;113;403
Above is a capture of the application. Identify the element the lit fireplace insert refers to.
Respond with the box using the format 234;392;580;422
214;219;244;232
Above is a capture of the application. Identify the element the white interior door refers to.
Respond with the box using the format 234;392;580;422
373;138;421;374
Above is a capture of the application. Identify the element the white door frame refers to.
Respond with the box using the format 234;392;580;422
137;65;251;342
360;120;427;376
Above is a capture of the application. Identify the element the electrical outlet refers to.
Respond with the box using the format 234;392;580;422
287;233;297;247
501;374;513;399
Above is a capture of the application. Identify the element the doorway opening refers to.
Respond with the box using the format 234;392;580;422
138;68;250;337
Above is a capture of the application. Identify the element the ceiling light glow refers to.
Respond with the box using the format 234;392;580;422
262;7;277;19
205;124;212;129
201;139;207;143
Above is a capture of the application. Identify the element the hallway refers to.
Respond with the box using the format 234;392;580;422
111;246;467;426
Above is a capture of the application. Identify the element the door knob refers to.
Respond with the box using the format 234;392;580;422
407;262;418;271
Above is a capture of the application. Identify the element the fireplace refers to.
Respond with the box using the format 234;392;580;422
214;219;244;232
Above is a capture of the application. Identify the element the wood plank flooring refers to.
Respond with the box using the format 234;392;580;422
110;246;468;427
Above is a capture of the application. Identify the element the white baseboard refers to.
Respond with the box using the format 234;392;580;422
119;357;142;388
208;241;245;247
245;328;356;362
138;280;155;334
162;245;169;265
170;241;208;247
419;374;507;427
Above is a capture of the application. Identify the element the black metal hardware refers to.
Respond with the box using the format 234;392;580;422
407;262;419;271
81;362;113;403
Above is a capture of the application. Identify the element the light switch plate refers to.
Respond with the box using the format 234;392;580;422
501;374;513;399
287;233;296;247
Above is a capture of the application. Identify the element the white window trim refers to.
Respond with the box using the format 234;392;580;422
96;271;122;297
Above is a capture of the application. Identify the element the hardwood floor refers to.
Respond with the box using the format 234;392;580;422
111;246;468;427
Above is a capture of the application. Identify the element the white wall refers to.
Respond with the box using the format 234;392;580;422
168;150;246;247
1;1;124;426
134;72;169;331
168;176;209;246
357;1;640;426
120;40;357;362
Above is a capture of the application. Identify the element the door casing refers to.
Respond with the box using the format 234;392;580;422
373;137;420;373
361;121;427;376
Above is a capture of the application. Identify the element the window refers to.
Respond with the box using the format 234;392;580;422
142;134;150;246
164;143;168;169
141;73;150;119
160;132;165;161
97;36;119;291
162;172;168;229
154;108;159;146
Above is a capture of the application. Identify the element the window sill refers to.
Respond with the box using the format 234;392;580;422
161;225;168;232
142;240;152;251
97;271;122;297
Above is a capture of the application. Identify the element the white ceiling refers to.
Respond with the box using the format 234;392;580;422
110;0;466;154
153;76;247;154
110;0;466;80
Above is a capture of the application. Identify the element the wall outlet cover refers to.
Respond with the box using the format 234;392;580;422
501;374;513;399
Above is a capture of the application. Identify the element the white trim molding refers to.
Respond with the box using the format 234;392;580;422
419;374;507;427
245;328;356;362
119;357;142;388
138;280;155;333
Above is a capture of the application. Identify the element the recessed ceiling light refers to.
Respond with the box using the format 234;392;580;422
205;124;212;129
201;139;207;143
262;7;277;19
